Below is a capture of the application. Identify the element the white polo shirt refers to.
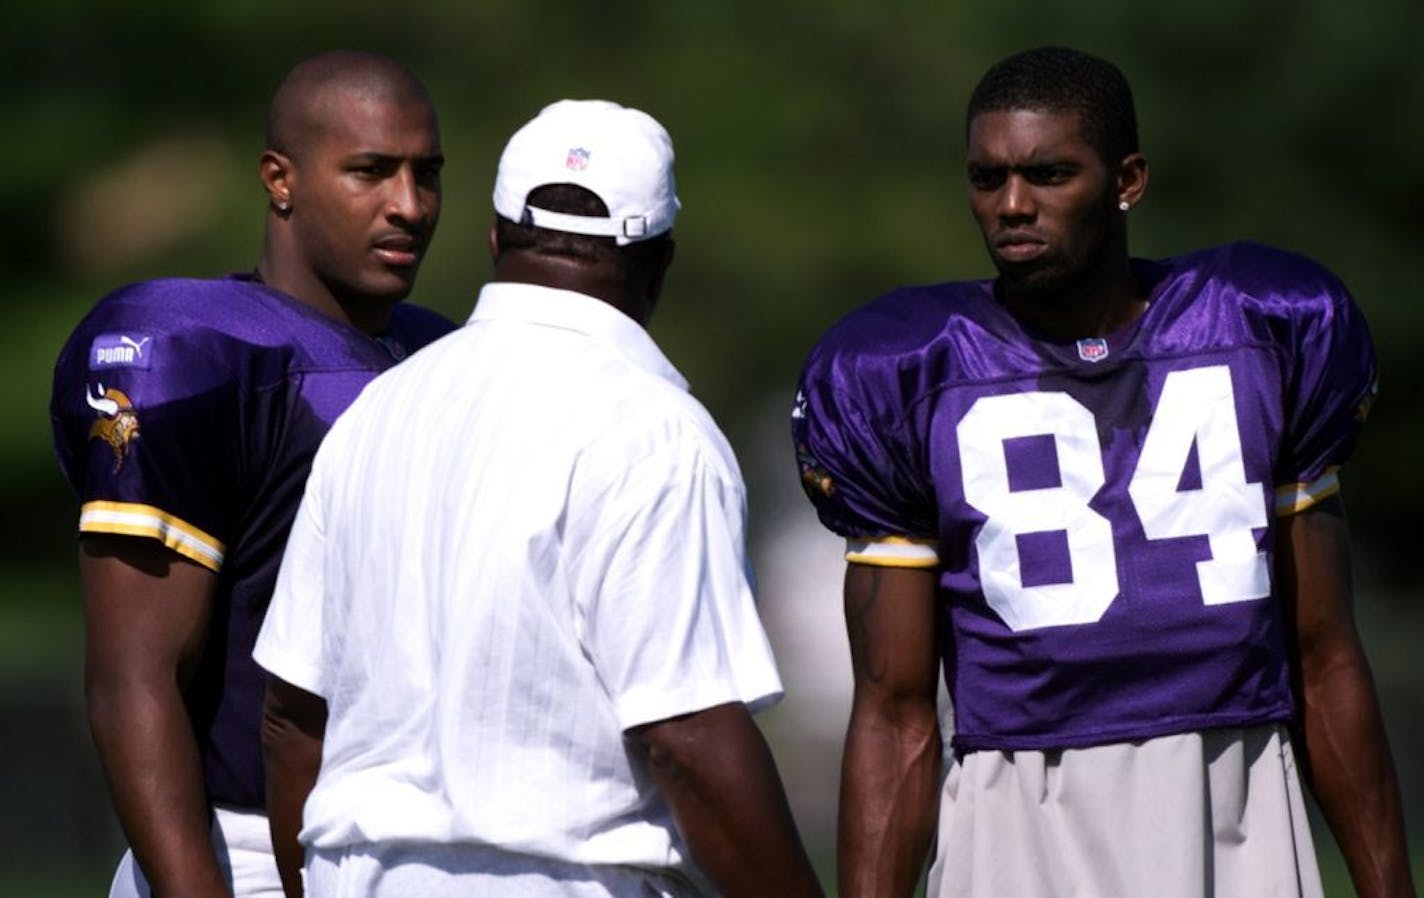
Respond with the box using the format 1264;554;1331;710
254;282;783;883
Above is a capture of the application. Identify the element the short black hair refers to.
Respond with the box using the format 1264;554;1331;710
966;46;1139;164
266;50;432;159
494;183;671;275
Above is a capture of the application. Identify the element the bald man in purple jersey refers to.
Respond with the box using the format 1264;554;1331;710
49;51;454;898
793;46;1414;898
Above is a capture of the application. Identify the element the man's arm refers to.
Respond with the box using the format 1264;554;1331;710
1276;495;1416;897
262;676;327;898
838;563;941;898
631;702;823;898
80;535;230;898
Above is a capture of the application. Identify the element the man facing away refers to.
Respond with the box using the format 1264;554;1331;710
255;99;823;898
49;50;454;898
792;46;1415;898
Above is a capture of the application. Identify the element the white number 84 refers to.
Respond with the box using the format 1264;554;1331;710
958;365;1270;632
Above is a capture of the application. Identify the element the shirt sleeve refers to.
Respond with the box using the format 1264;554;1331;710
568;429;783;732
1273;275;1378;515
253;457;330;696
49;291;258;570
791;337;940;567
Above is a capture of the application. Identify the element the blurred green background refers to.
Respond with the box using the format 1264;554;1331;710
4;1;1422;894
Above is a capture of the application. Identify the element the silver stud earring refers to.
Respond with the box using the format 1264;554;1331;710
276;200;290;212
1118;200;1131;212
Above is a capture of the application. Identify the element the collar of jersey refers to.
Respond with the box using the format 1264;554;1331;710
468;281;688;392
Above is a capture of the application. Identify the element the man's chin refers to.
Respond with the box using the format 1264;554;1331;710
995;260;1068;298
358;269;421;302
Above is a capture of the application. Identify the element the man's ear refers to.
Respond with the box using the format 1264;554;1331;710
1116;152;1149;211
488;221;500;262
260;149;296;214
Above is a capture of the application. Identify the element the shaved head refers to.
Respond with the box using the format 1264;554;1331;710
266;50;433;159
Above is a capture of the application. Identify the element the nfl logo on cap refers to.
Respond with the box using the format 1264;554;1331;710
493;99;681;246
1076;337;1110;363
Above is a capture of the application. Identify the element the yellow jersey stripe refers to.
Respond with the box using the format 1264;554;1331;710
1274;468;1341;516
79;501;226;571
845;536;940;569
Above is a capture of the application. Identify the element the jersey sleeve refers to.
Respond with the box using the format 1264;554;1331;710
1273;275;1378;515
568;429;783;732
791;336;939;567
49;289;259;570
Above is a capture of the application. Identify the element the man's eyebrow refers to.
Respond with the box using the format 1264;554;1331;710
340;151;396;163
967;160;1080;172
339;151;445;166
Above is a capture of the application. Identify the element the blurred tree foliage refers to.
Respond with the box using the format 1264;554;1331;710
3;0;1421;887
7;0;1423;581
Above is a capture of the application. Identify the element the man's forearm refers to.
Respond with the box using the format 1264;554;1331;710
1278;501;1415;898
641;703;823;898
837;563;942;898
1298;653;1415;898
263;730;318;898
837;698;941;898
262;677;328;898
89;680;230;898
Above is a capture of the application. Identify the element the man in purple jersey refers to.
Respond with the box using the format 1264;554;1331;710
792;47;1414;897
49;51;453;898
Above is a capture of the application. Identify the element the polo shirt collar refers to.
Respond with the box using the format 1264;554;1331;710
468;282;689;392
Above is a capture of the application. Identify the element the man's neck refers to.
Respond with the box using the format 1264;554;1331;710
257;244;395;336
999;257;1146;342
491;253;651;328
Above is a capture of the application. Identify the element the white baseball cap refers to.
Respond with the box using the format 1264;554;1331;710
492;99;680;246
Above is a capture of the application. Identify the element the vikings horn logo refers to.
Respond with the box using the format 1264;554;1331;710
87;384;141;472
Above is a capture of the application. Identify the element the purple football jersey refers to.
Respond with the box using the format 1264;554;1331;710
793;242;1377;752
50;274;456;808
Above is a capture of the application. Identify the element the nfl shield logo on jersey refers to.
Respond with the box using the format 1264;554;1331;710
1076;337;1110;363
566;147;591;171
